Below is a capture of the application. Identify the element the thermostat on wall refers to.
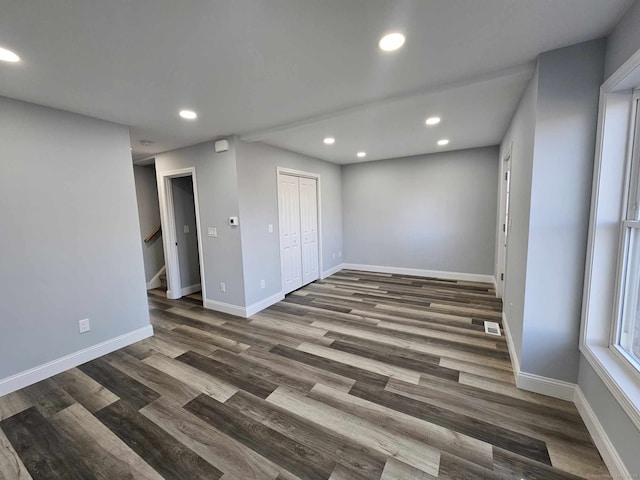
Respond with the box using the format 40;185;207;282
229;216;239;226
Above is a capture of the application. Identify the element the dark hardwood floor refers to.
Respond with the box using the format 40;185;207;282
0;270;610;479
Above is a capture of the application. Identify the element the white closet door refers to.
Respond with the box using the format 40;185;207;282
299;177;319;285
278;174;303;294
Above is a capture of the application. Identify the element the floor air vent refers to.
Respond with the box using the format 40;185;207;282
484;321;501;336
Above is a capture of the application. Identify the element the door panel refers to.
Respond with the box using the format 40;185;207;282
299;177;319;285
278;174;303;294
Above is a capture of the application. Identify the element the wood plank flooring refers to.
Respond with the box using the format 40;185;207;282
0;270;610;479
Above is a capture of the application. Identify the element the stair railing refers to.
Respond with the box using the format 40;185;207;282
144;225;162;243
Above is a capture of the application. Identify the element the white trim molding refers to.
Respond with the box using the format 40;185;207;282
321;263;344;279
502;313;576;401
341;263;495;284
516;371;577;402
181;283;202;296
574;387;632;480
157;167;207;305
205;291;285;319
502;312;521;375
204;299;247;318
146;265;166;290
246;291;285;318
0;325;153;396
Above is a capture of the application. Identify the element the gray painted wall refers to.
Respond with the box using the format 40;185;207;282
500;40;605;382
605;0;640;79
171;176;201;289
154;138;246;307
0;96;150;380
499;72;538;363
235;140;343;306
342;147;499;275
522;39;605;382
133;165;164;283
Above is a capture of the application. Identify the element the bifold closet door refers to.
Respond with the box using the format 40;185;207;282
299;177;319;285
278;174;303;293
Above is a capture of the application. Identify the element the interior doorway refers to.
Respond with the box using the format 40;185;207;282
277;168;321;295
157;167;206;304
496;146;512;298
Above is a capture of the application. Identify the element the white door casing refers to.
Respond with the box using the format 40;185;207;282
496;145;512;298
157;167;206;305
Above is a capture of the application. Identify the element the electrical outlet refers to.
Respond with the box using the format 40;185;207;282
78;318;90;334
268;224;273;233
220;282;226;293
208;227;217;237
261;279;266;289
184;225;190;234
338;251;342;258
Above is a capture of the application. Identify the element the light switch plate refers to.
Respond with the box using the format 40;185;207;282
208;227;217;237
268;224;273;233
184;225;190;234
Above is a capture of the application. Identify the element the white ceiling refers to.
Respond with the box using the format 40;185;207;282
0;0;633;163
251;65;535;164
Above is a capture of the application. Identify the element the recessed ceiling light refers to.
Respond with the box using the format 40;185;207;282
437;139;450;146
379;33;405;52
0;47;21;63
324;137;335;145
357;152;367;158
179;110;197;120
426;117;441;126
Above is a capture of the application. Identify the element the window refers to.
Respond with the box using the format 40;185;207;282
615;94;640;370
581;57;640;428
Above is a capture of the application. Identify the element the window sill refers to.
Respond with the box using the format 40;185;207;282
581;343;640;430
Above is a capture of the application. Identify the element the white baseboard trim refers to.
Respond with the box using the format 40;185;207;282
574;387;631;479
0;325;154;397
321;263;344;279
341;263;494;284
246;291;285;317
502;313;576;402
166;289;179;300
204;299;246;318
502;312;522;376
146;265;166;290
181;283;201;296
517;371;577;402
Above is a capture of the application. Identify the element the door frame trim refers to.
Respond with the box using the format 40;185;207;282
276;167;323;294
496;143;512;298
157;167;206;305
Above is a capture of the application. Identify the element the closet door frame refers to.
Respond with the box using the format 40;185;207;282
276;167;323;293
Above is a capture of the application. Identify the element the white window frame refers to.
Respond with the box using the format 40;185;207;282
610;92;640;372
581;49;640;432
